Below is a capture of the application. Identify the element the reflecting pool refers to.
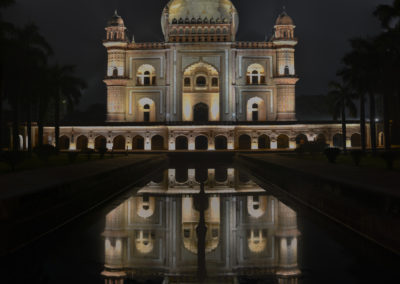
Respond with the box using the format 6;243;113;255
102;167;300;283
2;162;399;284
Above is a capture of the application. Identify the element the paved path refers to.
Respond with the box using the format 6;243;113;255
0;154;161;199
238;153;400;255
241;154;400;198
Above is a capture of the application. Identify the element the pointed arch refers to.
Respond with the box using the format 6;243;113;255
277;134;289;149
247;97;266;121
176;136;188;150
132;135;144;150
258;135;271;149
76;135;88;150
195;135;208;150
137;64;156;86
59;136;70;150
246;63;266;85
138;98;156;122
113;135;126;150
215;135;228;150
95;135;107;150
239;134;251;150
151;135;164;150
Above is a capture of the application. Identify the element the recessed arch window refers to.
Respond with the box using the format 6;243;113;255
138;98;155;122
246;64;266;85
252;103;259;121
196;76;207;87
143;104;150;122
112;67;118;77
137;64;156;86
284;65;290;76
184;77;191;87
247;97;266;122
211;77;219;87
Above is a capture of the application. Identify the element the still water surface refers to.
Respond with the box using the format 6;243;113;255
4;163;399;283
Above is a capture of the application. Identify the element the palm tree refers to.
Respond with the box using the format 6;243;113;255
0;0;15;149
373;0;400;150
35;65;52;147
0;0;15;8
17;25;52;153
340;38;379;153
328;81;357;153
5;24;52;152
47;64;86;150
374;0;400;30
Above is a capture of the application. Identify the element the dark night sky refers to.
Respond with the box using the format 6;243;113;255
3;0;392;109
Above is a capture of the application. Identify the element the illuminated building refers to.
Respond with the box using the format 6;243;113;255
36;0;364;151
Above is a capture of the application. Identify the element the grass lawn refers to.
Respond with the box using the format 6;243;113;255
283;152;400;171
0;152;118;174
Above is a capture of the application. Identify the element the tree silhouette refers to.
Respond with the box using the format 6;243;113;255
328;81;357;153
47;64;86;150
0;0;15;149
4;24;52;152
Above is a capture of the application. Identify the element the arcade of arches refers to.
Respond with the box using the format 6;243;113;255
47;124;366;151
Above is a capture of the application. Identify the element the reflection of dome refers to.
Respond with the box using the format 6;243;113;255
161;0;239;38
108;10;125;27
275;11;294;26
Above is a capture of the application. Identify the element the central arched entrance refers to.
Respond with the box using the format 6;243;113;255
182;61;220;122
193;103;209;123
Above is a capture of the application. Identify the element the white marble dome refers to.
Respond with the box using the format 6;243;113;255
161;0;239;37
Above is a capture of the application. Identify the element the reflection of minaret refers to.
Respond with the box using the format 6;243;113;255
101;203;128;283
276;201;301;283
195;182;208;282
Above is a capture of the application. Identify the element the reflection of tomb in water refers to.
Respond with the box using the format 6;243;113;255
101;169;301;283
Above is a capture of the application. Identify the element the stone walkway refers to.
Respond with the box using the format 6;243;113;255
237;153;400;255
0;154;160;199
242;153;400;198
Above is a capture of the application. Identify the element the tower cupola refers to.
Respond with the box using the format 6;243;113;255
105;10;128;42
274;8;296;40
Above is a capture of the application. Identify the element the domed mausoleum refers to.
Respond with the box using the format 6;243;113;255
38;2;364;153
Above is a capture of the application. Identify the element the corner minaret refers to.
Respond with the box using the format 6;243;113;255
273;8;299;121
275;202;301;283
103;10;129;122
105;10;128;42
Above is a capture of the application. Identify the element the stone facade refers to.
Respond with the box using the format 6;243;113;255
30;0;368;152
104;1;297;123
